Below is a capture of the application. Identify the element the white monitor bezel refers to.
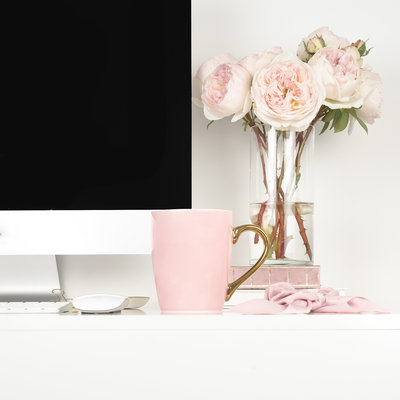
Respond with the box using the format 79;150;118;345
0;210;152;255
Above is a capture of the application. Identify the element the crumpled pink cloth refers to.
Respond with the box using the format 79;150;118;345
230;282;388;314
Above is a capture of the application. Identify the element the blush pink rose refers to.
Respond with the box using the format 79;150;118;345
251;54;325;131
192;53;237;107
201;63;252;121
297;26;349;62
309;48;362;109
239;47;283;76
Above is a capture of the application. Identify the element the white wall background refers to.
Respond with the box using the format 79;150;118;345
191;0;400;312
56;0;400;314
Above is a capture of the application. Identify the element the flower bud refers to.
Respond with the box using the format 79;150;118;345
354;40;365;50
306;36;324;54
352;39;369;57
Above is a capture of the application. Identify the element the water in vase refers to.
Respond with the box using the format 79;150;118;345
249;201;314;266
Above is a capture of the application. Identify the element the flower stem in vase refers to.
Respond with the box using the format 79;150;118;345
254;201;266;244
255;127;278;244
247;115;271;245
254;131;268;193
292;202;313;261
250;123;317;265
275;200;285;259
267;205;280;257
292;128;314;262
252;126;268;245
290;111;325;262
295;126;312;186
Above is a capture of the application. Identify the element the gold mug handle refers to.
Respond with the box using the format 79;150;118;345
225;224;270;301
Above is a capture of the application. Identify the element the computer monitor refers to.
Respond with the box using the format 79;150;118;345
0;2;191;299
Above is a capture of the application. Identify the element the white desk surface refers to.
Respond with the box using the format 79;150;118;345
1;305;399;331
1;304;399;400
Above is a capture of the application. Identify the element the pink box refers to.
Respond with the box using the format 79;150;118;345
270;268;288;283
230;265;320;289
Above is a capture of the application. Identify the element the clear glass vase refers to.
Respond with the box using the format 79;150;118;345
249;123;314;266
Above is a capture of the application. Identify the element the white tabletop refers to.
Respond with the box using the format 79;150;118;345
1;304;399;400
1;304;399;331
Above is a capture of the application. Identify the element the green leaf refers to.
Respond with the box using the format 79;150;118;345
331;109;341;130
334;110;349;133
319;121;330;135
349;108;369;134
322;111;334;131
323;109;336;123
349;107;357;119
348;108;357;118
206;120;214;130
358;118;368;134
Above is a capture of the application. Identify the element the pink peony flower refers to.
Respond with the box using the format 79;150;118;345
297;26;349;62
192;53;237;107
201;63;252;121
239;47;283;77
251;54;325;131
309;48;362;109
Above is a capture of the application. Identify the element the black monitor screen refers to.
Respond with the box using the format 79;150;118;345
1;1;191;210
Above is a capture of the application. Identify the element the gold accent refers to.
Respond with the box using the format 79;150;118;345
225;224;269;301
232;265;320;268
51;288;68;302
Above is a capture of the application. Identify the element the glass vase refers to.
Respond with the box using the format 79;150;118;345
249;123;314;266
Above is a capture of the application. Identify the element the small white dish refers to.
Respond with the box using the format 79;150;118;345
125;296;150;309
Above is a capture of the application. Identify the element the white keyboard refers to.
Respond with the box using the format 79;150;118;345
0;301;72;314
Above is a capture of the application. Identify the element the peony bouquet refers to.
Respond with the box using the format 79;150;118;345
192;27;383;265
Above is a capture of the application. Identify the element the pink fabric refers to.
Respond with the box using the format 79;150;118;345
231;282;388;314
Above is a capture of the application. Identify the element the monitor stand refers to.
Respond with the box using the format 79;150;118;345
0;255;62;301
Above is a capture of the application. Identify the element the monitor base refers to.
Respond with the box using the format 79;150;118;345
0;255;61;301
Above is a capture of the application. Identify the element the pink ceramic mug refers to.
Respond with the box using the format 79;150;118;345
152;209;269;313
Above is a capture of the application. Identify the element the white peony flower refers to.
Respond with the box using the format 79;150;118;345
308;48;362;109
192;53;237;107
357;68;383;124
238;47;283;77
251;54;325;131
297;26;349;62
201;63;252;122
